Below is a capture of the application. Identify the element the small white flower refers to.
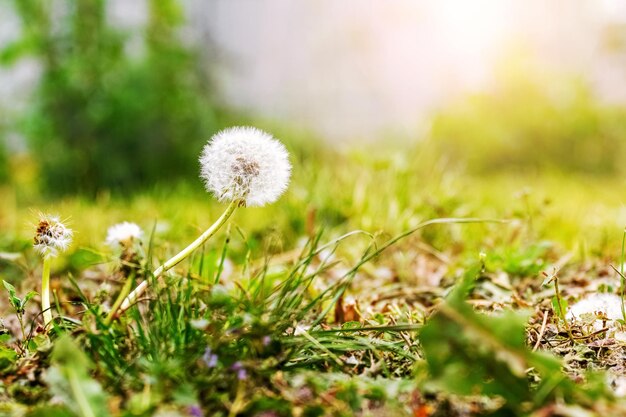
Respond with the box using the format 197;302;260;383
199;126;291;207
105;222;143;248
34;215;73;258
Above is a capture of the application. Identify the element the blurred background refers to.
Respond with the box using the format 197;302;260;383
2;0;626;257
2;0;626;193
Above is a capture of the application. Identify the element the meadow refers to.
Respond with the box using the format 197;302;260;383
3;130;626;416
3;2;626;414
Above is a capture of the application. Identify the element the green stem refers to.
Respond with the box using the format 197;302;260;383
117;200;240;316
41;256;52;327
104;271;135;326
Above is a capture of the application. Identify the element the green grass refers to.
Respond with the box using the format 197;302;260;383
3;140;626;416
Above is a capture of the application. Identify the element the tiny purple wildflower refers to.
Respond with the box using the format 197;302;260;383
202;348;218;368
202;347;211;364
262;335;271;346
187;405;203;417
231;361;248;380
208;354;218;368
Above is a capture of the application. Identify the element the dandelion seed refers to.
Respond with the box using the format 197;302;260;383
199;126;291;207
34;215;73;259
105;222;143;248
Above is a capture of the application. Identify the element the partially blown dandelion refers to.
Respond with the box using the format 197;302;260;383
117;127;291;316
34;215;72;327
34;215;72;259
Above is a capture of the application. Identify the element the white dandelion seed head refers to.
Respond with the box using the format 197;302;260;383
34;215;73;259
199;126;291;207
105;222;144;248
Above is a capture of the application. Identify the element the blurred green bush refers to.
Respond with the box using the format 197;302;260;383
2;0;219;195
430;63;626;175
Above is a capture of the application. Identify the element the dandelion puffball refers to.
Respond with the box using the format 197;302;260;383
106;222;143;248
199;127;291;207
34;215;72;258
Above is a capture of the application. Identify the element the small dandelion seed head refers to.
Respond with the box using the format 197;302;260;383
105;222;143;248
199;126;291;207
33;215;72;259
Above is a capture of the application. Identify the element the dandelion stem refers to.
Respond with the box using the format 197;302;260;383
41;256;52;327
117;199;240;316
